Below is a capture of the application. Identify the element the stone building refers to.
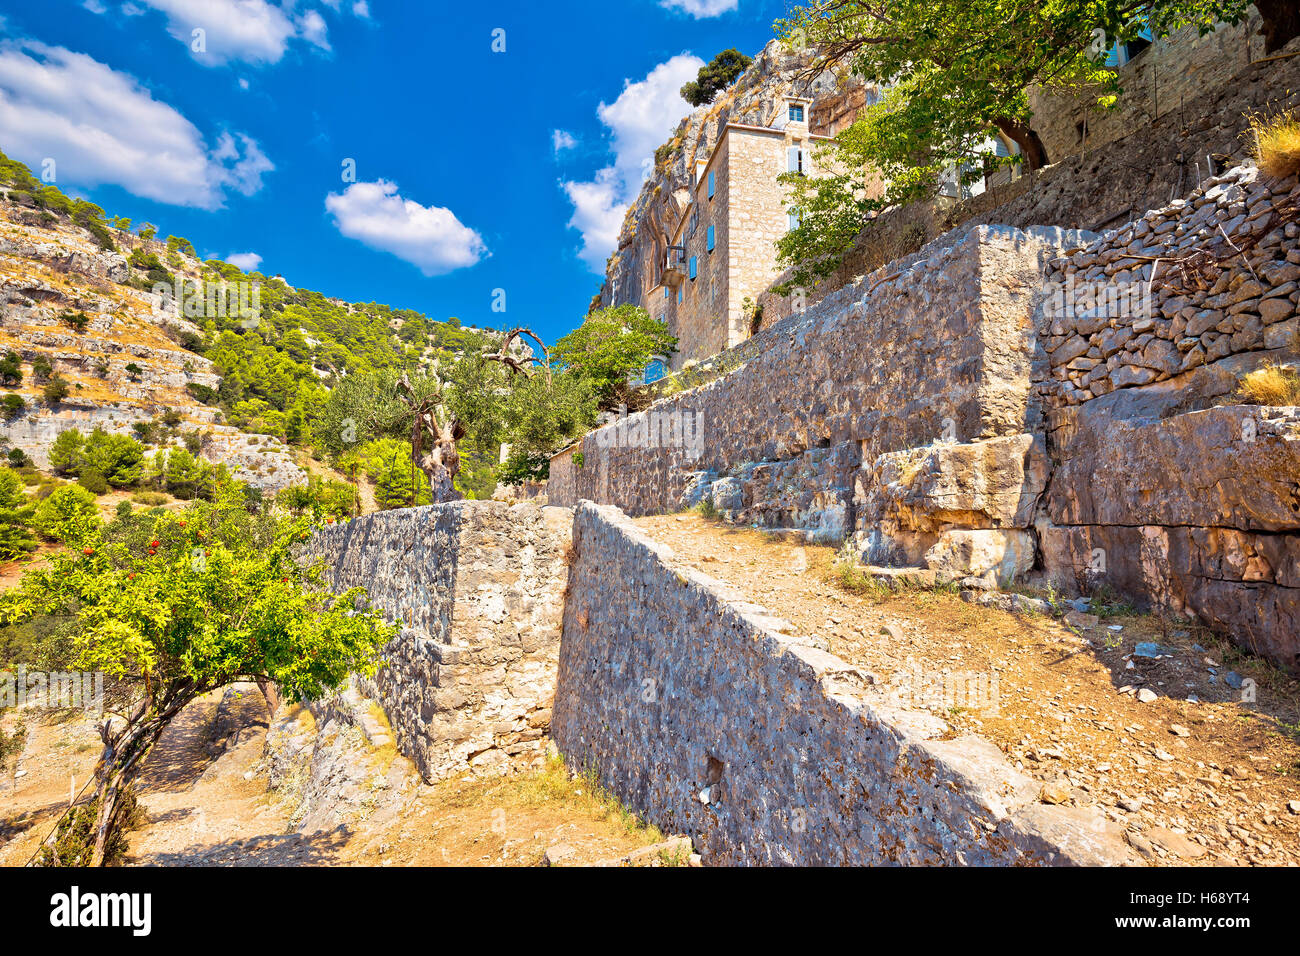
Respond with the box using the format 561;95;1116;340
644;95;832;369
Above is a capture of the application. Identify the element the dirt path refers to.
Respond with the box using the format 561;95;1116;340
634;513;1300;867
125;687;330;866
3;687;683;867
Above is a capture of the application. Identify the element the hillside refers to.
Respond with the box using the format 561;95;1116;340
0;150;491;495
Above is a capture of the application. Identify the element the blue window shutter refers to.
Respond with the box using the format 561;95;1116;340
707;171;715;198
706;225;715;252
787;146;800;173
664;286;670;298
689;256;697;279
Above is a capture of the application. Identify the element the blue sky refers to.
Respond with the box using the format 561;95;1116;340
0;0;789;344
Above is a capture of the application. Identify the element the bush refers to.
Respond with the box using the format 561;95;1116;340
0;351;21;386
0;466;37;560
32;485;100;542
48;429;84;476
680;49;752;107
2;393;25;421
30;355;52;384
1237;363;1300;405
61;310;90;333
77;469;109;495
1252;111;1300;180
43;375;71;404
130;490;169;506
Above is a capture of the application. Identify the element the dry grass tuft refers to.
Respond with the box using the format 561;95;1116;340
1251;110;1300;180
1236;363;1300;406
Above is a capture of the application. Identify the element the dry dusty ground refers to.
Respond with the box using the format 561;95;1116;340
634;513;1300;867
0;691;680;868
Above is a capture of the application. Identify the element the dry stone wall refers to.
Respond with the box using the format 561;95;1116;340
551;224;1087;548
305;501;572;782
552;502;1137;866
1038;164;1299;405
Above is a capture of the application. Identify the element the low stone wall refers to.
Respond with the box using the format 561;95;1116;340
304;501;571;782
552;503;1136;866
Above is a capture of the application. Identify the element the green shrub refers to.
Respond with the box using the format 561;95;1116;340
32;485;100;542
42;376;70;404
77;469;109;495
0;466;37;560
2;393;25;421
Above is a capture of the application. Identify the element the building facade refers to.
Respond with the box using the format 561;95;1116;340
644;96;831;370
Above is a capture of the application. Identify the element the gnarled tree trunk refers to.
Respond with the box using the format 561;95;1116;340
1256;0;1300;54
994;116;1050;171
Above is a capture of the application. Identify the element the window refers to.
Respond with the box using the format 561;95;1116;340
788;104;804;123
786;146;807;175
677;286;683;304
663;286;670;299
706;225;715;252
787;209;801;232
707;171;715;199
689;256;698;280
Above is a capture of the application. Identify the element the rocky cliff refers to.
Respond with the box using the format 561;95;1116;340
0;198;304;491
596;40;872;313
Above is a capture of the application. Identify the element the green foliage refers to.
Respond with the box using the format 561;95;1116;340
43;375;70;404
680;48;753;106
772;0;1256;281
277;475;358;521
0;351;22;387
49;428;144;488
359;439;434;510
0;495;396;863
30;355;52;384
48;429;83;476
2;393;25;421
0;467;38;560
61;310;90;333
551;305;677;406
33;484;100;542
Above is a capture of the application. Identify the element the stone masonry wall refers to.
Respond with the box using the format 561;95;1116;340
1037;164;1299;405
552;502;1136;866
549;224;1086;552
305;501;571;782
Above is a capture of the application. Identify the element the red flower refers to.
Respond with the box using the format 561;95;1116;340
149;540;160;548
82;547;94;556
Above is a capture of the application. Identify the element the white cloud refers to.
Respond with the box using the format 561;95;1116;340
0;40;273;208
552;129;578;153
226;251;262;271
560;53;701;272
325;180;487;276
107;0;362;65
659;0;738;18
297;9;331;51
81;0;109;14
